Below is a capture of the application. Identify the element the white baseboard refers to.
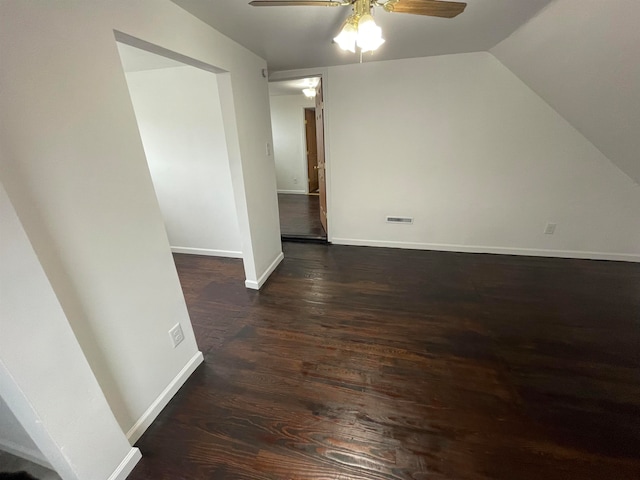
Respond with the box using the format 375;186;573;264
245;252;284;290
0;438;52;469
277;189;306;194
171;246;242;258
331;238;640;263
107;447;141;480
126;351;204;444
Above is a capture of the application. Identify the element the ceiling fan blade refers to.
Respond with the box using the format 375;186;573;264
383;0;467;18
249;1;343;6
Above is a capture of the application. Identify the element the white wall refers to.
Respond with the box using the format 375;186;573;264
0;181;140;480
322;53;640;260
270;94;315;193
124;64;242;258
0;396;49;468
0;0;281;450
491;0;640;185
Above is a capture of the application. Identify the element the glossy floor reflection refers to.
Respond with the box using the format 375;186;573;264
277;193;326;241
129;243;640;480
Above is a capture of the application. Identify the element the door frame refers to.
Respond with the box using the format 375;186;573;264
268;69;333;242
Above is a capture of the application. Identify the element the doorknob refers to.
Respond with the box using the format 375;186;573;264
313;166;320;170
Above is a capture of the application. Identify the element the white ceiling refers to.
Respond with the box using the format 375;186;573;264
268;77;320;96
171;0;553;72
492;0;640;185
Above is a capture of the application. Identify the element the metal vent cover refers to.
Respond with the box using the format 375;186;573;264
386;216;413;224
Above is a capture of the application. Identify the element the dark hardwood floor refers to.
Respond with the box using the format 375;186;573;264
129;244;640;480
278;193;326;241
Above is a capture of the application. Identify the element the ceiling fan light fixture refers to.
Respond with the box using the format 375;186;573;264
356;14;385;52
333;20;357;53
251;0;468;60
302;87;317;98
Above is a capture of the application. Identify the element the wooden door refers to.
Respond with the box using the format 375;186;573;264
304;108;319;193
315;79;328;233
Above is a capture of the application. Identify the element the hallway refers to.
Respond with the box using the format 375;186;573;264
277;193;326;241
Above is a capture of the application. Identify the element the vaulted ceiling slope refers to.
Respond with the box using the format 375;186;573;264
492;0;640;185
171;0;552;71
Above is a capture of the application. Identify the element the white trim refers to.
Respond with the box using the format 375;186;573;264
0;438;52;469
245;251;284;289
170;246;242;258
277;189;306;194
107;447;142;480
126;351;204;444
331;238;640;263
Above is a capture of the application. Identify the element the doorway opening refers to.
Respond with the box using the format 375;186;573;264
115;41;245;261
269;77;328;242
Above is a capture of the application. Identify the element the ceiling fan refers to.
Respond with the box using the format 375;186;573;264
249;0;466;18
249;0;467;54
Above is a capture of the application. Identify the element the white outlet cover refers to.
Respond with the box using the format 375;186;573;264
169;323;184;348
544;223;557;235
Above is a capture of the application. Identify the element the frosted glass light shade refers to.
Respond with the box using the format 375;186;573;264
334;22;357;53
357;13;385;52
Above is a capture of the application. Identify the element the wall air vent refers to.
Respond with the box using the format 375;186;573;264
386;216;414;224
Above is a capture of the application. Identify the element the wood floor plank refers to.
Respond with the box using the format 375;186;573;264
128;243;640;479
278;194;327;240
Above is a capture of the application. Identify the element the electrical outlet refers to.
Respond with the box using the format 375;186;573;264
544;223;557;235
293;177;298;184
265;141;272;157
169;323;184;348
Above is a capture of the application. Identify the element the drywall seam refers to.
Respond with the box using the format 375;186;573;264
332;238;640;263
245;251;284;290
106;448;142;480
170;247;242;258
126;352;203;444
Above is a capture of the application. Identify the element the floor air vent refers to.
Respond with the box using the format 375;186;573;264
386;216;413;224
